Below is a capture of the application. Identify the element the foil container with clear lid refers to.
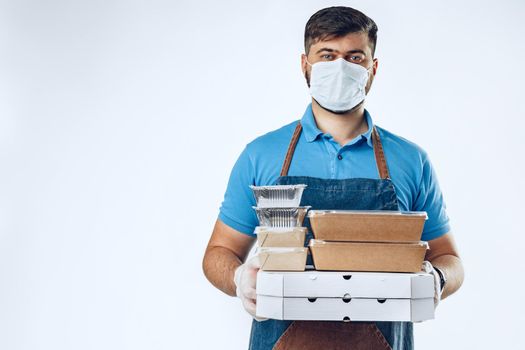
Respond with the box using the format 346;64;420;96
250;184;307;208
253;206;311;227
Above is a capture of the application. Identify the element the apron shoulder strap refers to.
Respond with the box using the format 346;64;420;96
372;126;391;180
280;122;302;177
279;122;391;180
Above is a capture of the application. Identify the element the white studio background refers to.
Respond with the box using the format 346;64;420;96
0;1;523;349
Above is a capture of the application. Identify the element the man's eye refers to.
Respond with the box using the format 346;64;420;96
321;54;333;60
349;55;363;62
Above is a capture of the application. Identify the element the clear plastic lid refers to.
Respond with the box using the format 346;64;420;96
307;210;428;219
254;226;307;234
253;206;311;227
250;184;307;190
309;239;429;249
250;184;307;208
252;206;311;211
257;247;308;253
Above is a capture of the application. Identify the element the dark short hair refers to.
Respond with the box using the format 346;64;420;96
304;6;378;56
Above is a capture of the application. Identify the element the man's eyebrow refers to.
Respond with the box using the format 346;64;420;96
315;48;337;54
315;48;367;55
346;49;366;55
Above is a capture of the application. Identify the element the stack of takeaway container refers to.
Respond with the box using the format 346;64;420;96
250;185;310;271
256;209;437;322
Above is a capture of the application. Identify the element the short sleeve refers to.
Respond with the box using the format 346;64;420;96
218;145;258;236
413;153;451;241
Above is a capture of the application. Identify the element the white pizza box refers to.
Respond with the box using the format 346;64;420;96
256;270;434;299
256;295;434;322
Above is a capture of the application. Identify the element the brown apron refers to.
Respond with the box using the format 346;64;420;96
272;122;393;350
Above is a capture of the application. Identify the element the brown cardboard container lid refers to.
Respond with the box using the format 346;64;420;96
258;247;308;271
255;227;307;248
309;240;428;273
308;210;428;242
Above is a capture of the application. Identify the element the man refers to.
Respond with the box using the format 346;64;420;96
202;6;464;350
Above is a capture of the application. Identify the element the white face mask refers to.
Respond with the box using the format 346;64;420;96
307;57;372;113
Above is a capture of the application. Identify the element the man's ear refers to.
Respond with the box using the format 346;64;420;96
301;54;308;75
372;57;379;76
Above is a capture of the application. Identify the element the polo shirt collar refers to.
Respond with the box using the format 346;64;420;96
300;103;375;148
301;104;323;142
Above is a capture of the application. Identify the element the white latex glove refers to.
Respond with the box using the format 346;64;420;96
234;255;268;322
422;260;442;308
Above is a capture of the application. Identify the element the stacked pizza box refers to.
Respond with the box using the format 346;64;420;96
250;185;310;271
251;185;435;322
255;270;435;322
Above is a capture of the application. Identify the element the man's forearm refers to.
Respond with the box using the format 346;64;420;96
202;246;242;297
431;254;464;299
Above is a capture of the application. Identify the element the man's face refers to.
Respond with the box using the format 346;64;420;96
301;32;378;95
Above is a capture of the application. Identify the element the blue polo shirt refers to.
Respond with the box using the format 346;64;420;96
218;104;450;241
